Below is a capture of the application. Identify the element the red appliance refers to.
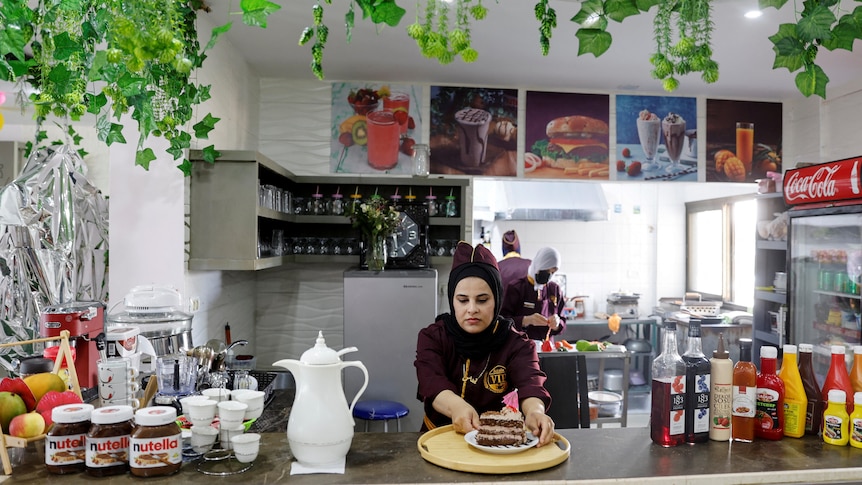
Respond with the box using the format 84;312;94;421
40;302;104;392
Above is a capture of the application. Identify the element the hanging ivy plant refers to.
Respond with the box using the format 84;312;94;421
761;0;862;99
406;0;488;64
300;0;407;80
650;0;719;92
0;0;281;175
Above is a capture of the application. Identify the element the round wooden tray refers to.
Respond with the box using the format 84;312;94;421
417;425;570;474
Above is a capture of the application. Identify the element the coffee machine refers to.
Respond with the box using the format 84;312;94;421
40;301;105;401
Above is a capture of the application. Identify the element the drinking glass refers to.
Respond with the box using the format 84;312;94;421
662;117;686;172
636;117;661;171
736;122;755;175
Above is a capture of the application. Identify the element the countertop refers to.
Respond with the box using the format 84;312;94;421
8;426;862;484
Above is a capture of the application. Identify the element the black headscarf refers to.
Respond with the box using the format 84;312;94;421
441;242;512;359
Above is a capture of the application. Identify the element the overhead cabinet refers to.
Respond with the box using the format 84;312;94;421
188;150;468;271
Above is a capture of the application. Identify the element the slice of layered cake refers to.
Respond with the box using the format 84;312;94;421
475;407;526;446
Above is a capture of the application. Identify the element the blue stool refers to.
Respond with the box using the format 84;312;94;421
352;400;409;432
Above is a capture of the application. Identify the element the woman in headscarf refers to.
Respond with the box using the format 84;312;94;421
500;246;567;342
497;229;532;293
415;241;555;446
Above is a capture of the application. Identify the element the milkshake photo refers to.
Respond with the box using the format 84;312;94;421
662;112;686;172
636;110;661;171
454;107;492;168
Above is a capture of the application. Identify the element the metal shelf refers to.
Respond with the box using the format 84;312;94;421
755;290;786;304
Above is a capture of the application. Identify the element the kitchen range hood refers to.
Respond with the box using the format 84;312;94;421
474;179;609;222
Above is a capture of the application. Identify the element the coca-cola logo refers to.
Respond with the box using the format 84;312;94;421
784;164;842;202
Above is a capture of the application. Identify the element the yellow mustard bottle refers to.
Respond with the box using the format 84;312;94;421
779;344;806;438
823;389;850;446
850;392;862;449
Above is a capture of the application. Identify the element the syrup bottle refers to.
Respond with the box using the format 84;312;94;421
650;320;686;447
779;344;807;438
731;338;757;442
682;320;710;443
822;345;854;416
755;345;784;440
798;343;822;435
708;333;732;441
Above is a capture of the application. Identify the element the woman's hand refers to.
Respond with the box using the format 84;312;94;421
522;397;555;447
524;313;550;327
549;314;561;330
432;390;480;434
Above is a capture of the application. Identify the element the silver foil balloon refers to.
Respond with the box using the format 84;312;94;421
0;145;109;371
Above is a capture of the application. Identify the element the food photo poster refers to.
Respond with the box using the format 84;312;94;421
705;99;782;183
524;91;610;180
330;82;422;174
428;86;518;177
616;95;698;182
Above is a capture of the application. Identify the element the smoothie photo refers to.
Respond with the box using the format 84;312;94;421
636;109;661;171
383;92;410;135
662;112;686;172
454;107;492;168
366;110;400;170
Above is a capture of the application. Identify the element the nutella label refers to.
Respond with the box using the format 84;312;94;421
46;434;86;466
86;435;130;468
130;434;182;468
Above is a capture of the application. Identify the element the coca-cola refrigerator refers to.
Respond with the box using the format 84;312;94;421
784;156;862;378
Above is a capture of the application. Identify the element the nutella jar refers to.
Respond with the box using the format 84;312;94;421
130;406;182;477
86;405;134;477
45;403;94;474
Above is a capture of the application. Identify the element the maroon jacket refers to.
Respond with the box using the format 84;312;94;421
500;277;567;341
415;319;551;430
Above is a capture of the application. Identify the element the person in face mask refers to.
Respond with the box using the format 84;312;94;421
500;246;566;342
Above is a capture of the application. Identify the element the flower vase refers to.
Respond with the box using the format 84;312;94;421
367;234;387;271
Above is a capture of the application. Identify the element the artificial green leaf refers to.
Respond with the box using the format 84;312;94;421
0;22;29;61
193;113;220;139
796;5;836;43
51;32;83;61
177;159;192;176
240;0;282;28
576;28;613;57
634;0;661;11
130;96;157;138
606;0;641;23
759;0;789;10
47;64;73;95
97;120;127;146
822;20;857;50
571;0;604;25
369;1;406;27
117;72;146;98
771;37;805;71
200;145;221;164
6;58;32;78
135;148;157;170
795;63;829;98
205;23;233;53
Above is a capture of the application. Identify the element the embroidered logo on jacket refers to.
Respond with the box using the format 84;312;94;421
484;366;508;393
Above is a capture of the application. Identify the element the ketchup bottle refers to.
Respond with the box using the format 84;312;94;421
822;345;855;416
755;346;784;440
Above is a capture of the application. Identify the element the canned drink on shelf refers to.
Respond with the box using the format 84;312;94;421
820;270;834;291
835;272;848;293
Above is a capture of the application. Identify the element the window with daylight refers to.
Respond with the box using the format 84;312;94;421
686;194;757;309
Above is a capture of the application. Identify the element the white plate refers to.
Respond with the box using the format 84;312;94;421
464;430;538;454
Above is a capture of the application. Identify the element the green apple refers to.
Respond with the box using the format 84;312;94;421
0;391;27;433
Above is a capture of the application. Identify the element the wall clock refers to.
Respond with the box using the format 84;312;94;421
386;203;429;269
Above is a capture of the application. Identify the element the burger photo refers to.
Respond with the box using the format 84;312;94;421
529;115;610;177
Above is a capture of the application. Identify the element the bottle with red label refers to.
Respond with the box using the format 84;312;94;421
822;345;855;416
798;343;823;435
732;338;757;442
650;320;687;447
755;345;785;440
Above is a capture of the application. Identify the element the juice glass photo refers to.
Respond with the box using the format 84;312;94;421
366;110;400;170
636;114;661;171
382;92;410;135
736;122;754;175
454;108;492;168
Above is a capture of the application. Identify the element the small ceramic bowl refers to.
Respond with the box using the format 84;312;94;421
190;425;219;454
217;401;248;429
231;433;261;463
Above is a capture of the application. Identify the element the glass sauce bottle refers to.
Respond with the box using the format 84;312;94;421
779;344;807;438
755;345;785;440
732;338;757;442
708;333;732;441
850;345;862;393
650;320;687;447
798;343;823;435
682;320;710;443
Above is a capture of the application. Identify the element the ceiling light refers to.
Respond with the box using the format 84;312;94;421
744;9;763;19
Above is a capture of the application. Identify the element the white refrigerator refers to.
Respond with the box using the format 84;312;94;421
343;268;439;432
